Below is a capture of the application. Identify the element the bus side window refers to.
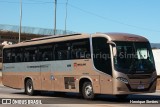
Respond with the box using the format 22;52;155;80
11;49;16;62
3;49;12;63
16;48;23;62
39;45;53;61
55;43;71;60
24;47;37;62
71;39;91;59
24;52;29;62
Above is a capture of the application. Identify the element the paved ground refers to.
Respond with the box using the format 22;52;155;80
0;86;160;107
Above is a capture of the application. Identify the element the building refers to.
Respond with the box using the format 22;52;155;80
152;49;160;76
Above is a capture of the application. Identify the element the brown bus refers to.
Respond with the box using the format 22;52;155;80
2;33;157;100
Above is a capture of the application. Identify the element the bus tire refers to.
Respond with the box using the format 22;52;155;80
25;79;34;96
82;82;95;100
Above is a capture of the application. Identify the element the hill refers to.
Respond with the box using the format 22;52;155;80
151;43;160;49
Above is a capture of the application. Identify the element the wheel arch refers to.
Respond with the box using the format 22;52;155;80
79;76;92;93
24;77;33;88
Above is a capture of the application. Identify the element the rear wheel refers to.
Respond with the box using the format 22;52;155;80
25;79;35;96
82;82;95;100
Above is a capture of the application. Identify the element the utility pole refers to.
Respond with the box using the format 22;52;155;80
19;0;22;43
54;0;57;35
65;0;68;34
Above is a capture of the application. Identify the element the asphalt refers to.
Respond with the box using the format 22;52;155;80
0;86;160;107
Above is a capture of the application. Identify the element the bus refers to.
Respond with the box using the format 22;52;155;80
2;33;157;100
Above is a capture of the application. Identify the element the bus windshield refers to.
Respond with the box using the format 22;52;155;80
114;41;155;74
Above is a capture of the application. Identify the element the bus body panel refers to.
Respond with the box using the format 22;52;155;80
112;69;157;94
2;59;101;93
99;73;113;94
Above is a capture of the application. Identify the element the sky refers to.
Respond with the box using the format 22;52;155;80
0;0;160;43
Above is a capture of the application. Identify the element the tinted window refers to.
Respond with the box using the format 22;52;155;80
11;49;16;62
55;43;71;60
3;49;12;63
54;39;91;60
92;37;112;76
14;48;24;62
71;39;91;59
24;47;38;62
39;45;53;61
19;48;23;62
3;38;91;63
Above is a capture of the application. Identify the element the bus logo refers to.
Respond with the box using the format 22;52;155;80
2;99;11;104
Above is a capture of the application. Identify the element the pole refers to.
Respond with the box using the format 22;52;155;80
65;0;68;34
19;0;22;43
54;0;57;35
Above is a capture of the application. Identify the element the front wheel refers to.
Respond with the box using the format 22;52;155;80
25;79;35;96
82;82;95;100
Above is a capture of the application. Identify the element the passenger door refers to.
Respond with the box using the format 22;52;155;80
92;37;113;94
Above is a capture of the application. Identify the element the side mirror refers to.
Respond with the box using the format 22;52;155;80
113;46;117;57
107;41;117;56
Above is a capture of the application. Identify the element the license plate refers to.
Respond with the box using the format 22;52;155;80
137;85;144;89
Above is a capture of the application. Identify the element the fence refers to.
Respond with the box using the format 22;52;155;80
0;24;76;35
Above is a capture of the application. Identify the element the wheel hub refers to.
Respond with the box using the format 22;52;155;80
27;83;32;93
85;85;93;96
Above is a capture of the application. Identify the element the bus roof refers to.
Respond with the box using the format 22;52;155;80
24;33;82;42
3;32;149;49
3;33;89;48
97;32;148;42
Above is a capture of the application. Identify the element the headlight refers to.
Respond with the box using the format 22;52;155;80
117;77;129;84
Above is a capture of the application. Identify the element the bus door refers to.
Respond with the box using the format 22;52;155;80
92;37;113;94
98;43;113;94
40;64;53;91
